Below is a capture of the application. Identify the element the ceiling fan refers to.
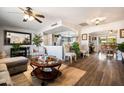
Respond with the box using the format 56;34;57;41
18;7;45;23
90;17;106;25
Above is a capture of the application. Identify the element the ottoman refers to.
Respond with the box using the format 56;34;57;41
0;57;28;75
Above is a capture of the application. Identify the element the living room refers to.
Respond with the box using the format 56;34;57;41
0;7;124;87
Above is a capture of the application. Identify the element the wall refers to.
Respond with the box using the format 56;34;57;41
80;20;124;52
0;26;38;56
41;20;62;32
45;46;63;59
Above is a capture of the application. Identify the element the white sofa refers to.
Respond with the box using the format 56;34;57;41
0;57;28;86
0;64;13;85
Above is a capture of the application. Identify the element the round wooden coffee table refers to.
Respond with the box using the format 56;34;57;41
30;57;62;85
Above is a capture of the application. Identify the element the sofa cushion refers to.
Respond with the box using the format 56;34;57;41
0;64;7;72
0;56;28;64
0;71;13;86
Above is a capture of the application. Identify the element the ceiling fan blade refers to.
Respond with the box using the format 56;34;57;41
34;17;42;23
8;12;23;14
18;7;28;15
18;7;25;12
26;7;32;10
35;14;45;18
18;7;44;23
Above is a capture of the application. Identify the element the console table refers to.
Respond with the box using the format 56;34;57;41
10;47;30;57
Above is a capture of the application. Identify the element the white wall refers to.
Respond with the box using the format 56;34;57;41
80;20;124;52
41;20;62;32
0;26;39;56
80;36;89;51
45;46;63;59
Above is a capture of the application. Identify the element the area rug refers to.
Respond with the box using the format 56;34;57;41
11;64;86;86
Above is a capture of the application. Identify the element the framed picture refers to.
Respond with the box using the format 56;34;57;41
4;30;32;45
92;37;97;40
82;34;87;40
120;29;124;38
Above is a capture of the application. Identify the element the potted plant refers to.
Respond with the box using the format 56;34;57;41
11;43;21;55
118;42;124;61
32;34;43;52
71;42;80;57
12;43;21;51
33;34;43;47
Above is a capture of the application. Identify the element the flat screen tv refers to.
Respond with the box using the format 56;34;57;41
4;30;32;45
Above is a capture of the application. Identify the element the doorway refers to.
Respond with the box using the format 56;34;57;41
89;30;117;54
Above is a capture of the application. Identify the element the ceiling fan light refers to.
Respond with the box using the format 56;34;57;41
29;16;34;21
91;17;106;25
24;14;29;20
95;20;100;25
23;19;28;22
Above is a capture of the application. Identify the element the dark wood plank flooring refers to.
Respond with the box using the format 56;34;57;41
66;53;124;86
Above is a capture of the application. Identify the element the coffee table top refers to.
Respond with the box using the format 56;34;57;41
30;56;63;68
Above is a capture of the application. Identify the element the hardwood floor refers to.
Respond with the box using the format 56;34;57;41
66;53;124;86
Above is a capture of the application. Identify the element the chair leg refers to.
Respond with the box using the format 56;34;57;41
64;56;66;61
70;56;72;63
75;56;77;62
64;56;68;61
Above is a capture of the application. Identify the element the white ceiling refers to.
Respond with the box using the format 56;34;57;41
89;30;117;36
0;7;124;31
44;26;72;34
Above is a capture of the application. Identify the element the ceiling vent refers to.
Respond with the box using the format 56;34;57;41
51;23;58;27
79;22;88;26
